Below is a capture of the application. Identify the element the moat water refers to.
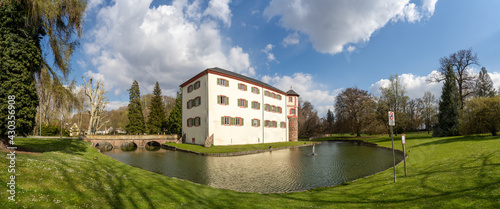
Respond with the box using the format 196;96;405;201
103;141;404;193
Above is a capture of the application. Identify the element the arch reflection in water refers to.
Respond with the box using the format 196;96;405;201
120;142;138;151
104;142;404;193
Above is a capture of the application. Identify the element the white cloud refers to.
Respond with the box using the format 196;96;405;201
282;32;300;47
369;71;444;99
264;0;438;55
489;71;500;91
204;0;232;26
346;45;356;52
261;73;341;117
261;44;278;63
423;0;438;15
395;3;421;23
87;0;104;11
105;101;129;111
84;0;253;98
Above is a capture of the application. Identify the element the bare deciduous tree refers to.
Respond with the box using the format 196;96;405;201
83;76;108;135
428;48;479;109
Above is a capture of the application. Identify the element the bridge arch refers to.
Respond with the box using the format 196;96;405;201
95;142;113;151
120;141;138;151
145;141;161;151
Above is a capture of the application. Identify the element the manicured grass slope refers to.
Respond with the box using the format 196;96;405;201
1;134;498;208
165;141;315;154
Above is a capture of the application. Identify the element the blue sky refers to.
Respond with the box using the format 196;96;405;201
69;0;500;116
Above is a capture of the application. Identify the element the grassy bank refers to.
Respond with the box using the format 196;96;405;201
164;141;315;154
1;133;499;208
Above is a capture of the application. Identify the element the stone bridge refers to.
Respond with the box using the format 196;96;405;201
82;134;179;149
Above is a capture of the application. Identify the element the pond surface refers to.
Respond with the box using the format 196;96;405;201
103;142;404;193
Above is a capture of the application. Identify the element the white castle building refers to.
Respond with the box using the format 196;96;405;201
180;67;299;146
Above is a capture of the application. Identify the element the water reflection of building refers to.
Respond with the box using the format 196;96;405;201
180;67;299;146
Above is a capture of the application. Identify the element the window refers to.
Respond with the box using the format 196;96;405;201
187;85;194;93
238;83;247;91
289;97;293;102
252;119;260;127
277;106;282;113
277;95;282;100
291;108;296;115
271;105;276;112
237;99;248;108
251;101;260;110
194;81;201;90
265;104;270;111
217;78;229;87
187;118;193;127
194;97;201;107
235;117;244;126
187;99;193;109
194;117;200;127
222;116;231;126
271;92;275;98
264;91;270;97
265;120;270;127
280;122;286;128
251;87;260;94
217;95;229;105
272;121;277;128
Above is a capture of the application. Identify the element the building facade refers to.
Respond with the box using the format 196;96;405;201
180;67;299;146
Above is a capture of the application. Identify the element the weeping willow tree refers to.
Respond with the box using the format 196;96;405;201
0;0;87;144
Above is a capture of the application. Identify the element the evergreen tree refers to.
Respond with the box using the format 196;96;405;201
326;109;335;134
433;66;461;137
147;82;167;134
0;2;41;145
126;80;145;134
167;89;182;135
474;67;496;98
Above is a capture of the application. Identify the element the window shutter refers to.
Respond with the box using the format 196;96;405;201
217;78;220;85
226;80;229;87
226;97;229;105
258;120;260;127
221;117;224;125
231;117;235;125
258;102;260;110
245;100;248;108
241;118;244;126
244;85;247;91
217;95;220;104
237;99;240;106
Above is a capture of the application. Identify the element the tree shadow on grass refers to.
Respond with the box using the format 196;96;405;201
413;135;499;148
15;138;88;155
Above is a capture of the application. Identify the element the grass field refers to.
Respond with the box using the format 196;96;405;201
164;141;315;154
1;133;499;208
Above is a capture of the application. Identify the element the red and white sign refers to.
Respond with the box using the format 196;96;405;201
388;111;395;126
401;134;406;144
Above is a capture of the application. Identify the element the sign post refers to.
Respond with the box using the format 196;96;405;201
388;111;396;183
401;134;407;176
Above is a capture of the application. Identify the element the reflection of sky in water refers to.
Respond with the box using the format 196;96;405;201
104;142;404;193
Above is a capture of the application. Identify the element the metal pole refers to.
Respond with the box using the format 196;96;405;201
60;115;63;141
391;126;396;183
403;143;407;176
40;106;42;136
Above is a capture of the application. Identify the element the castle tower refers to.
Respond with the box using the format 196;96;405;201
286;89;299;141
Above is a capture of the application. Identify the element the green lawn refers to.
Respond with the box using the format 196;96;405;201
165;141;315;154
1;133;499;208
